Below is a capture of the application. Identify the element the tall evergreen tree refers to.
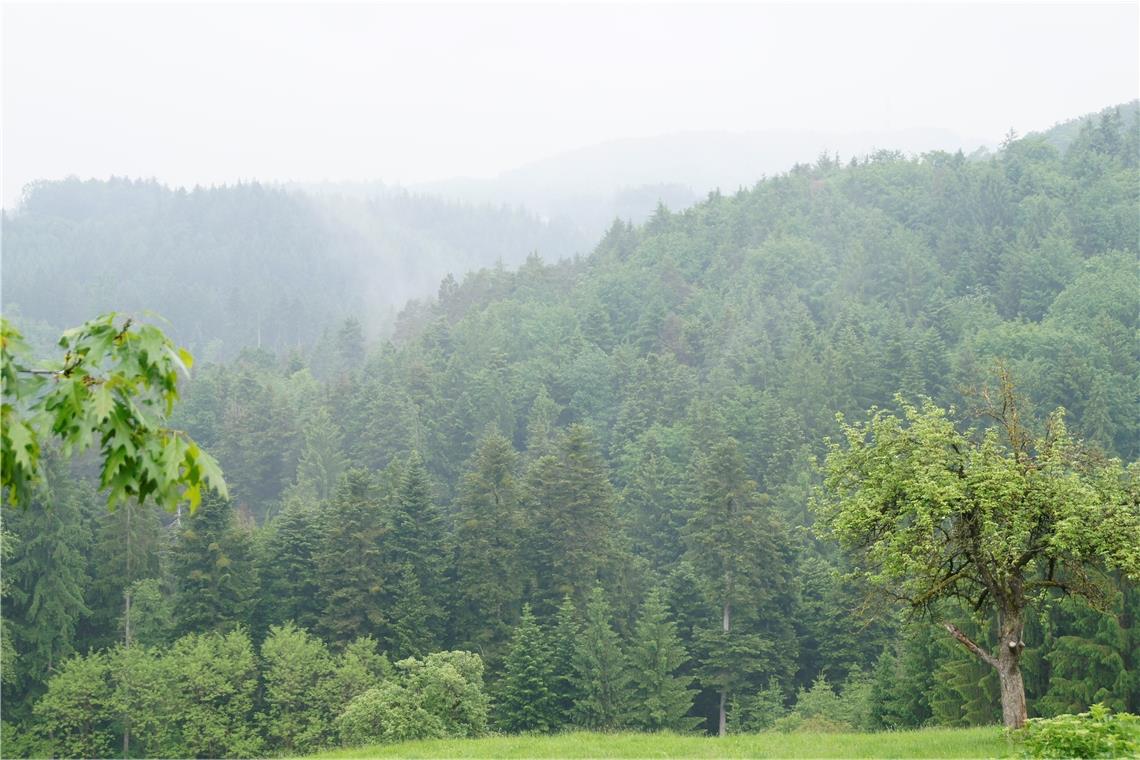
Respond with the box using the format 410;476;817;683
627;587;698;732
527;426;620;613
683;437;797;736
384;451;447;651
492;605;557;733
571;586;631;730
452;431;524;661
315;469;388;644
548;594;582;729
257;495;323;633
84;500;164;649
2;464;92;715
170;491;258;636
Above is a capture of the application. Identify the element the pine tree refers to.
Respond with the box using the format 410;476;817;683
170;491;258;636
258;494;322;633
683;437;797;736
315;469;388;643
453;431;524;661
84;499;164;649
527;426;619;613
3;464;92;707
1040;592;1133;714
385;452;447;651
571;586;631;730
618;429;687;570
524;386;561;461
388;563;432;659
493;605;557;733
294;406;347;503
627;587;698;731
869;648;905;729
548;594;582;729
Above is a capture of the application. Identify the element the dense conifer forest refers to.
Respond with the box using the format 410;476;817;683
2;105;1139;756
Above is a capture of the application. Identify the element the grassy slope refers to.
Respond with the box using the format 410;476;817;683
313;727;1011;758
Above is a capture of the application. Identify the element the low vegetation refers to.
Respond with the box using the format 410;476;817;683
311;726;1012;759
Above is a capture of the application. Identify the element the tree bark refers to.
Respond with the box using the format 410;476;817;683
719;596;731;737
943;611;1027;729
996;607;1028;729
718;688;727;738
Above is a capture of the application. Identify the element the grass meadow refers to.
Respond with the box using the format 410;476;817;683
311;726;1012;758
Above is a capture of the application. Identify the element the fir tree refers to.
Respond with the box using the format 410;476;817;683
683;437;797;736
453;431;524;661
627;587;698;731
170;491;258;636
2;464;92;712
548;594;582;729
571;586;631;730
528;426;620;613
258;494;323;633
84;499;164;649
385;452;447;651
493;605;557;733
315;470;388;643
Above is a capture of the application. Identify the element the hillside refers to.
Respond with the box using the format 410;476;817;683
2;105;1138;758
0;179;586;360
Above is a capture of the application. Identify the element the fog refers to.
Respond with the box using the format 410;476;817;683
3;2;1138;209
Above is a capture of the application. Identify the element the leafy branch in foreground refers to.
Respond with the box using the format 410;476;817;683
2;313;226;511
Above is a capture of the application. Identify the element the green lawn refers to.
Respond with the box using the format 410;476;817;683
311;726;1012;758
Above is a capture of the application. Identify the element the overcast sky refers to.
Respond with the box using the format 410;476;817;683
3;2;1138;208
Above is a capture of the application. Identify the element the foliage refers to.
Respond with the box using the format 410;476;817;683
1;313;226;510
1016;704;1139;759
335;651;489;747
260;622;338;754
493;605;557;733
571;586;632;729
627;587;699;732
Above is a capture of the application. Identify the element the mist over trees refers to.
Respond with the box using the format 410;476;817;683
1;104;1139;756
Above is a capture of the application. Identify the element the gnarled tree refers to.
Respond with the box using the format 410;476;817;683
815;374;1140;728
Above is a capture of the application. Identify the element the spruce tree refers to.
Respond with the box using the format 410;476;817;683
294;406;346;503
3;464;92;711
258;494;322;633
315;469;388;643
170;490;258;636
84;499;164;649
571;586;631;730
527;426;620;613
493;605;557;733
683;437;797;736
548;594;582;729
627;587;698;732
453;431;524;661
385;451;447;649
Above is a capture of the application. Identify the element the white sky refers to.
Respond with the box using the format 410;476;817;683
3;2;1138;208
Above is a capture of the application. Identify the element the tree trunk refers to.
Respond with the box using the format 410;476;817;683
718;688;727;738
943;609;1028;729
996;608;1028;729
718;595;731;736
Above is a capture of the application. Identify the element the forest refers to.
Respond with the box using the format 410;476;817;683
1;104;1139;757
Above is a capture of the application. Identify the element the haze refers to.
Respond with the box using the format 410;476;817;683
3;2;1138;208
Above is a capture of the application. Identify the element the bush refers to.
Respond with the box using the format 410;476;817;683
1017;704;1139;758
334;651;488;748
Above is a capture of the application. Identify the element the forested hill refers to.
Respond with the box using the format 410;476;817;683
0;179;587;360
3;106;1139;755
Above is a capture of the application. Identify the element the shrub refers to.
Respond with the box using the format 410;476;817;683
334;650;488;748
1017;703;1139;758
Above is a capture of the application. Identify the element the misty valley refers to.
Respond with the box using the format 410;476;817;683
2;96;1139;759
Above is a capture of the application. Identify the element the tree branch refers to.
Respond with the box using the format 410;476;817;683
943;621;998;669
